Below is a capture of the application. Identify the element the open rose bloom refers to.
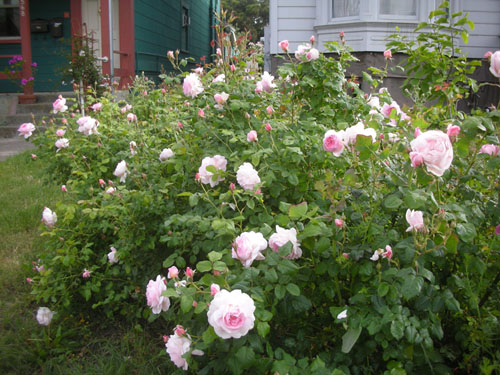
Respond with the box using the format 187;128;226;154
231;231;267;267
36;307;55;326
269;225;302;259
207;289;255;339
146;275;170;314
183;73;204;98
409;130;453;176
18;122;36;138
198;155;227;187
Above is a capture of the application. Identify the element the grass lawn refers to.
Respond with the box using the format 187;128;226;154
0;152;170;374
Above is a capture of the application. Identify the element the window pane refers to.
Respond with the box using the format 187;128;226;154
0;0;20;6
380;0;416;16
0;7;20;36
332;0;359;18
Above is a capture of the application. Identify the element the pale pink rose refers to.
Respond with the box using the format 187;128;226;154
265;123;272;131
447;124;461;137
18;123;36;138
279;40;289;52
56;129;66;137
229;182;236;191
406;209;424;232
165;328;203;370
484;51;493;59
306;48;319;61
168;266;179;279
342;252;349;259
247;130;258;142
185;267;194;278
212;74;225;83
207;289;255;339
231;231;267;267
159;148;174;161
146;275;170;314
55;138;69;151
269;225;302;259
255;82;263;94
36;307;55;326
194;67;204;75
105;186;116;194
82;269;91;278
236;162;260;191
198;108;205;118
91;102;102;111
129;141;137;156
343;122;377;147
42;207;57;227
61;118;67;124
167;50;174;59
384;49;392;59
216;47;222;56
26;277;33;283
257;72;276;93
381;245;393;260
323;130;345;156
230;64;236;71
414;127;422;138
113;160;128;183
127;113;137;122
77;116;99;135
335;219;344;228
31;154;37;159
108;247;118;264
489;51;500;78
52;96;68;113
183;73;204;97
295;43;311;60
409;152;424;167
479;144;500;156
310;35;315;44
214;92;229;109
198;155;227;187
121;104;132;114
409;130;453;176
266;105;274;115
211;283;220;296
61;185;67;192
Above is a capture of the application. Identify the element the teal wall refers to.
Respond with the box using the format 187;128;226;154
134;0;217;77
0;0;72;93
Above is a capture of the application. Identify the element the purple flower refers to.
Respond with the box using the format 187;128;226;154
28;77;34;81
21;79;28;86
31;62;37;67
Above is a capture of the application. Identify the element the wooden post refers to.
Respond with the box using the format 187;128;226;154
18;0;36;103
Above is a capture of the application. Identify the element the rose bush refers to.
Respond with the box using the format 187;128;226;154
26;5;500;374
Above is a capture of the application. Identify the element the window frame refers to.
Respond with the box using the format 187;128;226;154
0;0;21;39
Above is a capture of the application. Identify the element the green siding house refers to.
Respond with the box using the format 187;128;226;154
0;0;219;97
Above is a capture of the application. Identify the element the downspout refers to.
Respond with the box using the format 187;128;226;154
108;0;114;82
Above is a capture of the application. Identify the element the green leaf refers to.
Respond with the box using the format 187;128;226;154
202;326;216;344
378;282;390;297
456;223;476;244
341;326;362;353
196;260;212;272
300;222;324;239
205;165;217;173
289;202;308;218
275;284;286;299
235;346;255;369
257;321;270;337
278;241;293;257
208;251;223;262
189;194;199;207
384;194;403;210
403;190;427;209
180;294;193;313
279;201;291;213
286;283;300;296
401;275;424;300
390;320;404;340
445;233;458;254
213;261;226;272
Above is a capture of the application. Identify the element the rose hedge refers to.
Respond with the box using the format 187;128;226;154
27;29;500;374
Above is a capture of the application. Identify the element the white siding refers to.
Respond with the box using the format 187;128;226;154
459;0;500;58
270;0;316;54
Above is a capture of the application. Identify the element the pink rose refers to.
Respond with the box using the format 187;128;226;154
165;328;203;370
56;129;66;137
335;219;344;228
211;283;220;296
146;275;170;314
236;162;260;191
384;49;392;59
484;51;493;59
310;35;315;44
55;138;69;151
381;245;393;260
36;307;55;326
409;130;453;176
91;102;102;111
127;113;137;122
108;247;118;264
269;225;302;259
247;130;258;142
479;144;500;157
265;123;272;131
167;50;174;60
113;160;128;183
409;151;424;167
257;72;276;93
446;124;460;137
212;74;225;83
82;269;91;278
183;73;204;98
323;130;345;156
343;122;377;148
279;40;289;52
198;155;227;187
61;185;67;192
185;267;194;278
214;92;229;109
266;105;274;115
77;116;99;135
414;127;422;138
406;209;424;232
207;289;255;339
42;207;57;227
18;122;35;138
52;95;68;114
167;266;179;279
231;231;267;267
198;108;205;118
159;148;174;161
105;187;116;194
489;51;500;78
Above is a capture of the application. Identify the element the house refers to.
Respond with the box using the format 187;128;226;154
266;0;500;107
0;0;219;100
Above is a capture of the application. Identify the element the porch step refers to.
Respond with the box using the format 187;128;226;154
15;102;53;114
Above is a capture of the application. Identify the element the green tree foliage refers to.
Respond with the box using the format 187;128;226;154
222;0;269;40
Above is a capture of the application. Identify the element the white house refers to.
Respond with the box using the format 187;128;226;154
268;0;500;58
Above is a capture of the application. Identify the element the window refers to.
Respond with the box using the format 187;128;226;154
332;0;359;18
181;6;190;51
379;0;416;17
0;0;20;37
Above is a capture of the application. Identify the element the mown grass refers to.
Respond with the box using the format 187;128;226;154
0;152;171;375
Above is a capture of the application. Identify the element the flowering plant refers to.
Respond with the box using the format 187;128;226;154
3;55;37;91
